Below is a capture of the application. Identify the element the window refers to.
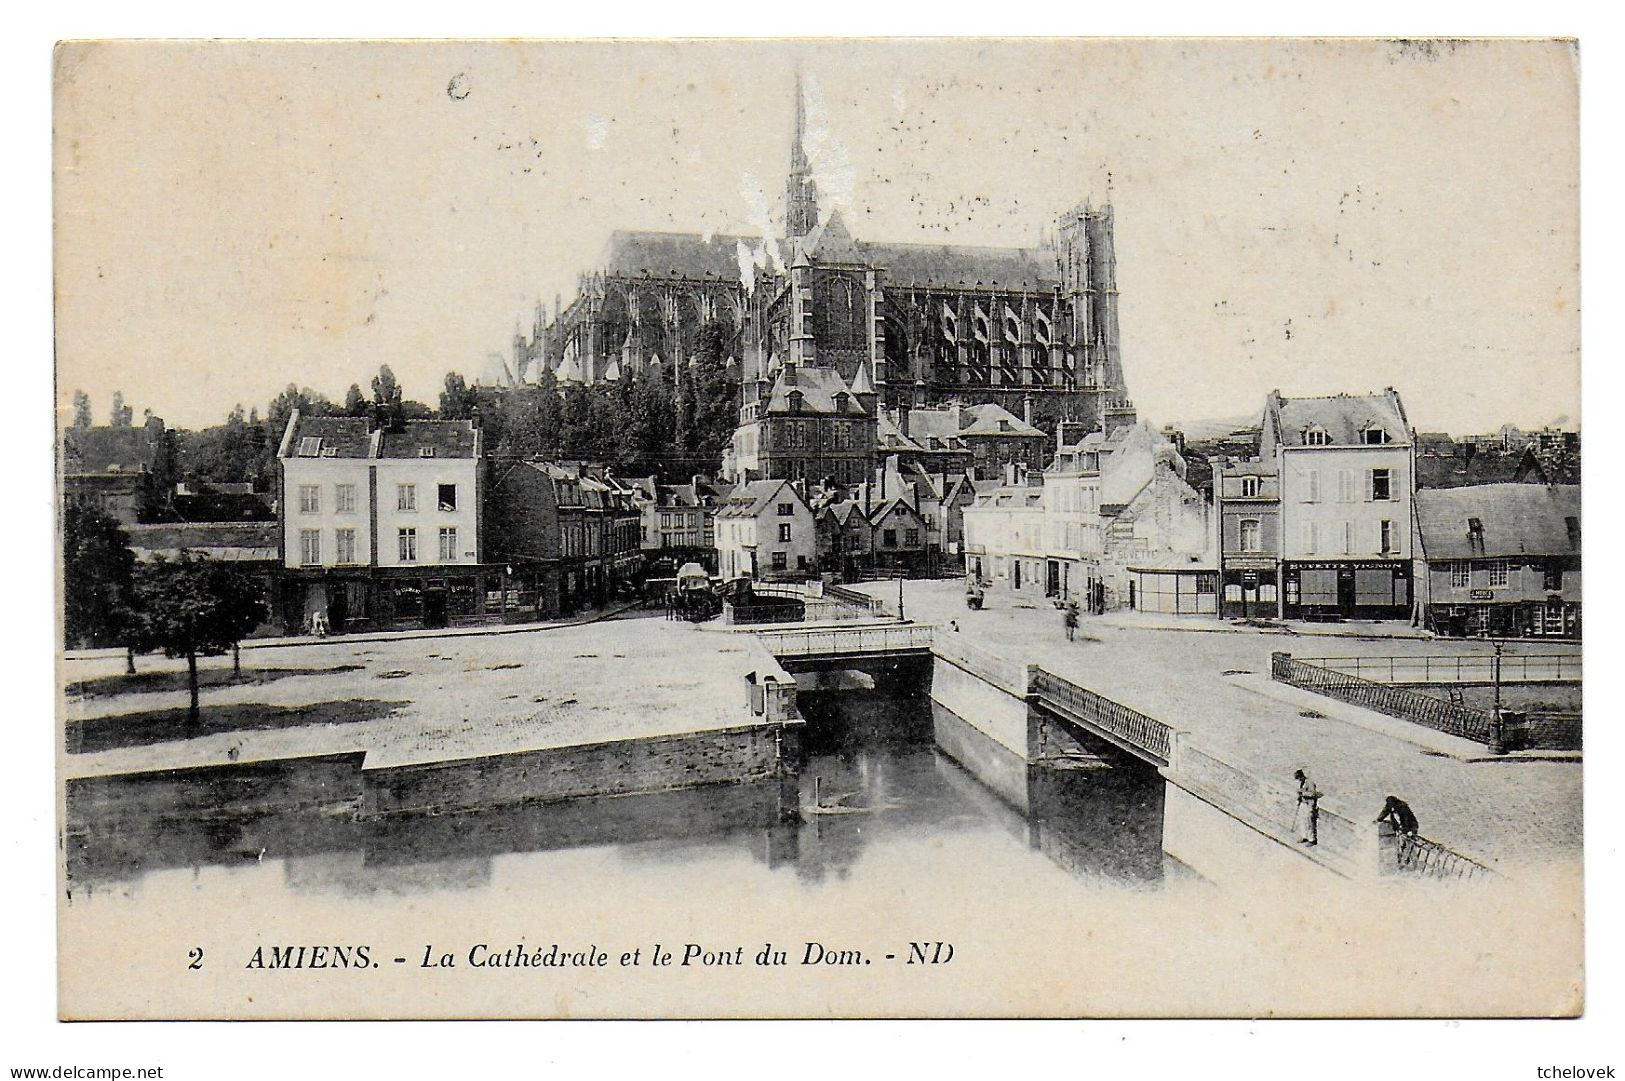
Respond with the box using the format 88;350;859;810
778;523;792;543
397;484;417;512
335;528;356;565
1337;469;1354;503
1371;468;1392;501
1487;560;1509;587
1380;519;1395;554
777;502;795;516
1544;564;1564;591
299;529;321;565
1239;519;1261;553
1240;476;1260;498
1451;561;1470;588
1363;427;1392;445
335;484;357;514
298;485;320;513
1305;428;1331;446
438;527;458;561
438;483;457;512
771;551;788;571
1303;469;1321;502
882;529;897;547
297;436;323;457
906;528;920;547
398;527;418;562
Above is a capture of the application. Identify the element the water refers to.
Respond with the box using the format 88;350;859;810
64;691;1174;906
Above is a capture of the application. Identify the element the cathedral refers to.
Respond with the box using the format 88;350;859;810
508;74;1135;474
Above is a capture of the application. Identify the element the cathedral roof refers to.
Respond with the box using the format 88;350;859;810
860;241;1060;290
804;210;865;265
602;230;762;280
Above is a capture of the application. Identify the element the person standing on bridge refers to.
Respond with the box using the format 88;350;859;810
1293;769;1323;846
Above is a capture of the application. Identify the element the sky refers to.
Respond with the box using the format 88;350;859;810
53;39;1579;435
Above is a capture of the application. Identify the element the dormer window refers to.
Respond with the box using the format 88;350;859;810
419;447;437;458
321;446;338;457
297;436;322;457
1240;476;1260;498
1304;427;1331;446
1362;426;1392;445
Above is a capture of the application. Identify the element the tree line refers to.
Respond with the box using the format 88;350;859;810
80;319;745;492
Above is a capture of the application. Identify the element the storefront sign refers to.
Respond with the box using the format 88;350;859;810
1470;589;1494;601
1226;555;1276;570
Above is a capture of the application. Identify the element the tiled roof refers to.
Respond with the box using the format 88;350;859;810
717;479;802;519
765;366;867;416
958;403;1044;438
62;423;164;474
1415;484;1580;561
1268;391;1408;447
377;420;479;459
282;416;373;458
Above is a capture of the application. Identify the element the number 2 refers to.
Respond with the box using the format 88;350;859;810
188;947;204;970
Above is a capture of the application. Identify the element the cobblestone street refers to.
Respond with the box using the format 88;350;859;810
883;579;1582;869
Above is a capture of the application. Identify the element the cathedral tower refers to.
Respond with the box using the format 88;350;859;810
785;71;819;240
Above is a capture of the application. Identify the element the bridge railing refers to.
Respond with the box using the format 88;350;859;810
1393;830;1495;882
1297;653;1580;684
931;632;1029;695
754;623;936;658
1272;652;1496;744
826;584;890;615
1029;668;1175;764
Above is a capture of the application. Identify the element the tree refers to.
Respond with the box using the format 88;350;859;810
72;390;92;429
109;391;132;428
343;383;368;417
439;371;478;420
62;506;136;656
128;554;267;724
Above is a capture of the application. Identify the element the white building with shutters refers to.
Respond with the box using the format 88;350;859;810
1263;389;1415;620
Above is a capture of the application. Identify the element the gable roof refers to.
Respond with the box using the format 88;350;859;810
279;413;479;460
1415;484;1581;561
867;496;926;528
957;403;1044;438
717;479;805;519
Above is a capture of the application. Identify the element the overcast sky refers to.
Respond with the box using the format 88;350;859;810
54;39;1578;435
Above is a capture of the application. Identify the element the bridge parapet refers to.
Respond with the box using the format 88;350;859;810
932;633;1030;696
755;623;936;660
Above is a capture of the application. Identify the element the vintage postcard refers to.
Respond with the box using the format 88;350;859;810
54;38;1581;1020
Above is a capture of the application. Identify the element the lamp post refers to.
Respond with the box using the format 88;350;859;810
897;571;905;623
1478;632;1508;756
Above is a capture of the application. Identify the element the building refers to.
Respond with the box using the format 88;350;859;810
507;74;1133;442
1413;484;1581;639
723;361;877;484
866;494;931;574
632;475;728;572
487;461;643;618
61;414;174;525
1030;422;1212;611
816;499;873;577
962;471;1045;589
1264;389;1414;620
876;401;1051;479
276;411;498;632
1213;458;1281;618
716;479;815;580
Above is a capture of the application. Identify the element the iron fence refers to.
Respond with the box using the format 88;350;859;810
1298;653;1580;684
1029;668;1174;763
1272;653;1496;744
1395;832;1494;881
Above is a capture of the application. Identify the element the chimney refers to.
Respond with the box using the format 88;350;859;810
469;407;482;430
367;402;382;433
899;406;911;438
1023;395;1033;427
1004;461;1015;486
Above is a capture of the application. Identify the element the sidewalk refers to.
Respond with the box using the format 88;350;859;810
1089;608;1435;640
61;598;648;662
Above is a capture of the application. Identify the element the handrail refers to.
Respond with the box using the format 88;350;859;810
1296;653;1580;684
1273;653;1495;744
1029;667;1174;763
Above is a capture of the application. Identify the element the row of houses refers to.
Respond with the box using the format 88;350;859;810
964;389;1581;639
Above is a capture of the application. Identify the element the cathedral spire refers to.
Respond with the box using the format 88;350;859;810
785;69;819;240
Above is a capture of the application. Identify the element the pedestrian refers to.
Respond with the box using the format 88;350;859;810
949;619;960;633
1293;768;1322;846
1374;795;1419;837
1064;601;1079;642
